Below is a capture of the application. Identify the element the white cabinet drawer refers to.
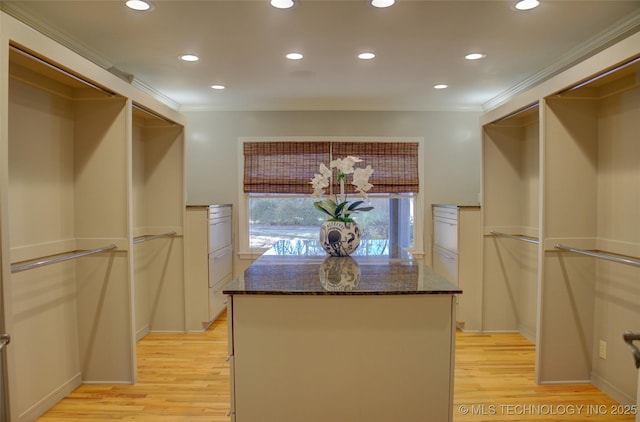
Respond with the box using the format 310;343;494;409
209;205;231;220
209;216;231;253
433;206;458;220
434;215;458;253
209;245;233;287
433;245;458;285
209;273;233;321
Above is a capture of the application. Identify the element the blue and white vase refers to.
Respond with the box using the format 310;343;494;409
319;221;361;257
319;257;361;291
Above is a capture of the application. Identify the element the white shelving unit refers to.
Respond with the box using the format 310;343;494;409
480;31;640;406
482;104;540;340
132;106;186;339
0;12;187;421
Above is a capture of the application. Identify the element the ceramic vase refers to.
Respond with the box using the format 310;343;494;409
319;221;361;256
319;256;361;291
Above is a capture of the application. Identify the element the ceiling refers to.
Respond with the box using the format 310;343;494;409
2;0;640;112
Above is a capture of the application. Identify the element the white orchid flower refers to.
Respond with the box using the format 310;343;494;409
352;165;373;183
330;156;362;175
312;156;374;221
319;162;332;179
352;165;374;197
310;173;330;198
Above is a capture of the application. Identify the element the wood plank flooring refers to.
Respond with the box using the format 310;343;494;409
37;312;635;421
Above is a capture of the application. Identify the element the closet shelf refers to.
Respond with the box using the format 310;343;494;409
133;104;177;126
490;231;539;245
488;102;539;128
133;231;176;244
10;44;115;98
11;243;118;273
554;244;640;268
555;55;640;100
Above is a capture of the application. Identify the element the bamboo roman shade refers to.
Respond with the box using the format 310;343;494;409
243;142;331;194
332;142;419;194
243;141;419;194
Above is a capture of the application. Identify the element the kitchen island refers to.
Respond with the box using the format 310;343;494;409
223;240;461;422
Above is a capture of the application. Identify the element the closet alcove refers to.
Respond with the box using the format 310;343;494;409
539;56;640;403
480;29;639;406
6;45;135;420
131;105;186;340
481;103;540;341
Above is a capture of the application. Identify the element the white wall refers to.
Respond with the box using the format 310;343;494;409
183;110;482;262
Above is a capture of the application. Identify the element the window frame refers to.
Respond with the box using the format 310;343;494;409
237;137;425;259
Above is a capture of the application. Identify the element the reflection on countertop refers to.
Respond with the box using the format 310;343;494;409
224;240;461;296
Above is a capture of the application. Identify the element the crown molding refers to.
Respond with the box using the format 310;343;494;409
178;103;483;113
0;2;115;70
1;3;182;110
130;78;181;110
4;2;637;115
483;10;640;112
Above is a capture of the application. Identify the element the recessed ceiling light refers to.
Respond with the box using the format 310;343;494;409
179;54;199;62
286;52;304;60
270;0;294;9
465;52;486;60
358;52;376;60
125;0;152;11
211;85;225;90
434;84;448;89
371;0;395;8
515;0;539;10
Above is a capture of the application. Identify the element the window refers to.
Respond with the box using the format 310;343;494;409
238;138;423;257
248;194;414;249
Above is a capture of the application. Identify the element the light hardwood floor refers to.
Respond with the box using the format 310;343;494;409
36;312;635;421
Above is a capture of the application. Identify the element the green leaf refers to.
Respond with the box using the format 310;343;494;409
334;202;348;217
353;206;374;212
314;201;337;218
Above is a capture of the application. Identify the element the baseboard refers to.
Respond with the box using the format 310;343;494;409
518;323;536;344
19;372;81;422
136;324;150;341
478;329;520;334
591;372;636;405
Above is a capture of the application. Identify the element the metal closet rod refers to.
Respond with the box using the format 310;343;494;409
11;243;118;273
132;104;177;126
490;231;540;245
10;45;115;97
490;102;539;124
554;244;640;268
561;55;640;94
133;231;177;244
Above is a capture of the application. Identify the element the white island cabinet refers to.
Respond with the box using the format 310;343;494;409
224;241;461;422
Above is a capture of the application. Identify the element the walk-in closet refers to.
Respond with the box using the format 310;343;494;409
6;44;134;421
482;104;540;341
1;12;187;421
539;54;640;403
480;30;640;406
132;105;185;340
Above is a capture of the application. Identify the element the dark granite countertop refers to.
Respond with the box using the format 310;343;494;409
224;239;462;296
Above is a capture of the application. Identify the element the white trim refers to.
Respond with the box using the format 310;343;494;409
237;137;425;257
180;103;483;112
482;10;640;112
